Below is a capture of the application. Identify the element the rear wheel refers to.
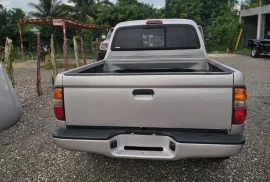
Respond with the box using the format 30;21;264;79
251;47;260;58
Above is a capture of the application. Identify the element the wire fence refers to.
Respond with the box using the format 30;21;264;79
10;41;99;106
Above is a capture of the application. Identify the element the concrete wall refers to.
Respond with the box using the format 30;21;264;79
265;14;270;37
242;16;258;47
240;5;270;47
240;5;270;17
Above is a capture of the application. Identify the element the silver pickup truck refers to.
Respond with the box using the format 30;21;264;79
52;19;247;160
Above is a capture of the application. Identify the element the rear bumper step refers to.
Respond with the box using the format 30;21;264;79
53;128;245;160
53;128;245;145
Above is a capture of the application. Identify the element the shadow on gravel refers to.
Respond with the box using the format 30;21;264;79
75;153;229;181
259;55;270;58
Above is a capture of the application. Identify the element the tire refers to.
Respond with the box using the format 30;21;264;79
251;47;260;58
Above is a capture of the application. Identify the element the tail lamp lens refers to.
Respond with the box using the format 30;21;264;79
233;106;247;124
54;104;65;120
233;88;247;124
53;88;63;100
234;88;247;101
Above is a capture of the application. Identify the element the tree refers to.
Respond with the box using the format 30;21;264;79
8;8;25;24
28;0;66;18
0;4;8;26
165;1;203;24
0;5;26;47
97;0;157;26
164;0;240;50
62;0;113;23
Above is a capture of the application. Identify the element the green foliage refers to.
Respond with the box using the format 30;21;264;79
165;0;203;23
28;0;66;17
234;48;250;55
206;10;242;50
63;0;113;23
247;0;270;8
97;0;157;26
165;0;240;51
0;6;26;47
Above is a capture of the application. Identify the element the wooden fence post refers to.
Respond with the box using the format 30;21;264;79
90;36;94;58
4;37;15;87
73;36;79;67
18;21;24;61
63;22;68;71
80;36;86;65
51;34;58;84
36;33;42;96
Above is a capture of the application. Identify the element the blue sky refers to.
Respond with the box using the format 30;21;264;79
0;0;165;11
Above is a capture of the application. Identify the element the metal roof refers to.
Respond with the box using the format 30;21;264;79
19;18;105;29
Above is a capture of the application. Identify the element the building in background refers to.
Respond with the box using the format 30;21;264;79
239;3;270;46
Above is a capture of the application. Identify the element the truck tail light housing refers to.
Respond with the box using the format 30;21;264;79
54;104;65;121
53;88;65;121
54;88;63;100
234;88;247;101
233;88;247;124
146;20;163;24
234;107;247;124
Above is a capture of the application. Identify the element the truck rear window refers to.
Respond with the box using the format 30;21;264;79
112;25;200;50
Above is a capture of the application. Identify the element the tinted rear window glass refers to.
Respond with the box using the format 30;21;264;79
112;25;200;50
143;28;165;48
166;27;200;48
113;28;142;49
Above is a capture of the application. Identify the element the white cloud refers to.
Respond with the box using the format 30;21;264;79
0;0;72;11
0;0;11;8
1;0;165;11
110;0;164;8
139;0;164;8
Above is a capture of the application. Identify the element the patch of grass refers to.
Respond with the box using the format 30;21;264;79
206;45;228;54
208;50;227;54
41;61;84;70
55;53;95;60
233;48;250;55
55;53;75;59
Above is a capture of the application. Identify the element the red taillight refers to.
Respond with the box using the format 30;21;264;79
233;88;247;124
54;104;65;121
146;20;163;24
233;106;247;124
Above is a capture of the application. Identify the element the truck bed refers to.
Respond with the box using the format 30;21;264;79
59;59;240;130
65;59;232;75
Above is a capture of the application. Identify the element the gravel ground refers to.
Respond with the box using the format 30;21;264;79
0;54;270;181
13;61;53;105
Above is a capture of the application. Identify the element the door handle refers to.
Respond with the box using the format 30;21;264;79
132;89;154;95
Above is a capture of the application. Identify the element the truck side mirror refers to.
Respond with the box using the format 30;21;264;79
101;35;106;40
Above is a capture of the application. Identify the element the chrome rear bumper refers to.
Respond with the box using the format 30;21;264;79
53;129;244;160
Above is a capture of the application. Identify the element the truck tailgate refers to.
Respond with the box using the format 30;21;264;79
63;74;233;130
